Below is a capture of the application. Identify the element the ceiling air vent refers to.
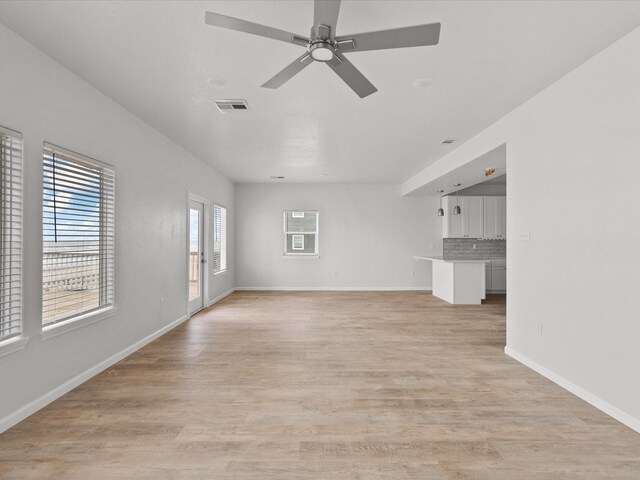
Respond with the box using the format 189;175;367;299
214;99;250;113
441;139;456;144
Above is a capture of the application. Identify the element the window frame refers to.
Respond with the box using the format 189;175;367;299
0;125;27;356
283;210;319;256
213;203;227;275
41;142;116;336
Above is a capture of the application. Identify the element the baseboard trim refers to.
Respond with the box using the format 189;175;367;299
206;288;236;308
504;346;640;434
0;314;189;434
235;286;432;292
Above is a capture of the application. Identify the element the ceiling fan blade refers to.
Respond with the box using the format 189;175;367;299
262;53;313;89
336;23;440;52
326;53;377;98
314;0;341;38
205;11;308;46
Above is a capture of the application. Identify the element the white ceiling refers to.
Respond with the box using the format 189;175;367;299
480;174;506;187
411;144;506;196
1;1;639;184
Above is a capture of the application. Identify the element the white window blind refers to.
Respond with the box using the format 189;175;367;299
213;204;227;273
0;127;22;341
284;211;318;255
42;144;115;326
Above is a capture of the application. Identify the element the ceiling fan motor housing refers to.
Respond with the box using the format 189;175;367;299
308;24;336;62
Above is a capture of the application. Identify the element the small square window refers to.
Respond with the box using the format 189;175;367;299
284;211;318;255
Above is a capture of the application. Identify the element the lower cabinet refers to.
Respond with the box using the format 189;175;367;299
485;259;506;293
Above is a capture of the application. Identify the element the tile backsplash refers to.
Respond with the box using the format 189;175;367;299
443;238;506;259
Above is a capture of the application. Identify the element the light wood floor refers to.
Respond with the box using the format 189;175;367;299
1;291;638;479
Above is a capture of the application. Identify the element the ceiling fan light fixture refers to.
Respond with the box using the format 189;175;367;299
309;41;335;62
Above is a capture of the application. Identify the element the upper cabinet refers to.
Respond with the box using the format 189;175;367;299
442;195;506;239
463;197;484;238
445;196;463;238
443;196;484;238
483;196;507;239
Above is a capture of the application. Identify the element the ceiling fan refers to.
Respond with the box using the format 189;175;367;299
204;0;441;98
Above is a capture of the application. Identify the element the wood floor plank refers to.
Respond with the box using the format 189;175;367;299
1;291;639;479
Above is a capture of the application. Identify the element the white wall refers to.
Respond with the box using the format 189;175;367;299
402;25;640;431
236;184;440;290
505;25;640;429
0;24;235;429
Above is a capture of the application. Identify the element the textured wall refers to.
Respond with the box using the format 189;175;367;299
0;24;235;428
236;184;441;289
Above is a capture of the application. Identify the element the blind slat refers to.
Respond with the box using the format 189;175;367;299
42;146;115;327
213;205;227;273
0;129;22;340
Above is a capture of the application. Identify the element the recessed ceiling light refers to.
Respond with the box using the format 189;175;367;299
442;139;456;144
412;78;433;88
207;77;227;87
269;176;285;180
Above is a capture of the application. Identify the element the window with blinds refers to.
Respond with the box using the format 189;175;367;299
284;211;318;255
42;144;115;326
0;127;22;342
213;204;227;273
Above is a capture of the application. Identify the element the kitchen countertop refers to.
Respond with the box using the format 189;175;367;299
414;255;491;264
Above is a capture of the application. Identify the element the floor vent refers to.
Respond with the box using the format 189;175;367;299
214;99;250;113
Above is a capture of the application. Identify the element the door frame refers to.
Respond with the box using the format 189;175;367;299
186;192;210;317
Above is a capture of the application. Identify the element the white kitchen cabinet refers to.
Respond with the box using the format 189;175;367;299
463;196;484;238
445;196;463;238
485;265;492;292
500;196;506;239
486;258;506;293
483;196;507;239
442;196;484;239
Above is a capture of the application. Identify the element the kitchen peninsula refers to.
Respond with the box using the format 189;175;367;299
414;256;489;305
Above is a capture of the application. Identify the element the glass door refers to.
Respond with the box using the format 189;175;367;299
188;200;205;315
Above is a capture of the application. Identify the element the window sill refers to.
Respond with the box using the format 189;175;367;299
0;336;30;359
283;254;320;259
214;269;228;277
41;306;118;341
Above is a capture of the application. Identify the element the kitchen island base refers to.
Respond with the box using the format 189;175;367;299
415;256;488;305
